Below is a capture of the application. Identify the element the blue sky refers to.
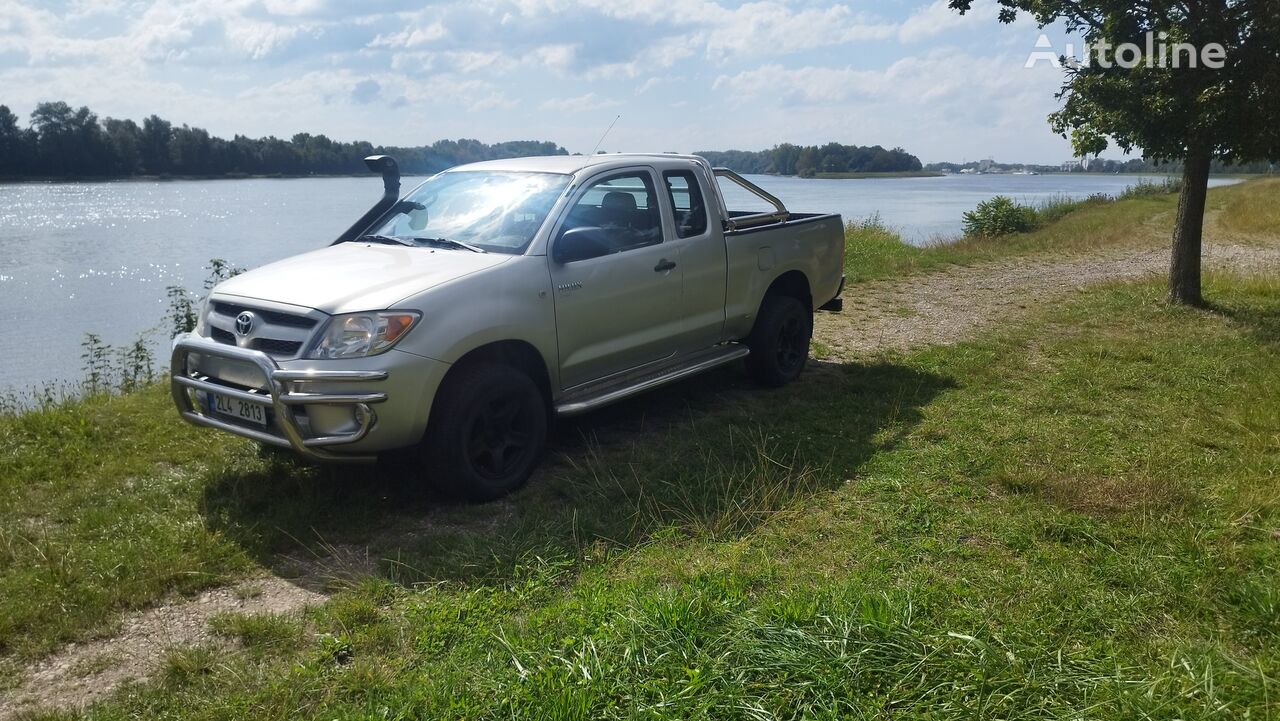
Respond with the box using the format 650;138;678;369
0;0;1089;164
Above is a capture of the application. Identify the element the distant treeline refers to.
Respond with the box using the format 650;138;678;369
0;101;567;178
927;158;1276;174
697;143;924;177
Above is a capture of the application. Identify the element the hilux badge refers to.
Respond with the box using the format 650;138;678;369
235;311;255;336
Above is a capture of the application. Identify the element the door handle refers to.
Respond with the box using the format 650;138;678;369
654;259;677;272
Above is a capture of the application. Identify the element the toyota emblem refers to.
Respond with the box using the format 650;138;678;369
235;311;256;336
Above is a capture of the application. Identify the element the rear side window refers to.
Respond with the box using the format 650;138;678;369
663;170;709;238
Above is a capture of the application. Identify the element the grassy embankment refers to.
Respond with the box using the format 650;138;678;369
1;179;1277;718
843;178;1279;283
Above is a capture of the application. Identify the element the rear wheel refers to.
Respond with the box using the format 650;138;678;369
744;294;812;387
422;363;548;502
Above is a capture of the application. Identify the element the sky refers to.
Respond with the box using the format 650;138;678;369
0;0;1093;164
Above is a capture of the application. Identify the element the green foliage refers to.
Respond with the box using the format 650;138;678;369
78;333;114;393
77;332;156;396
698;142;923;175
962;195;1037;236
165;286;197;337
202;258;243;290
118;338;155;392
1118;178;1183;199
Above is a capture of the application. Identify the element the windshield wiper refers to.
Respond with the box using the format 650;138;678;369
409;237;487;253
357;234;416;247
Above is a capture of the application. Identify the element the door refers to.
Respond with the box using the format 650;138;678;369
549;168;683;389
662;168;726;349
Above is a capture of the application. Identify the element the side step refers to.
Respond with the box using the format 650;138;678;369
555;344;750;417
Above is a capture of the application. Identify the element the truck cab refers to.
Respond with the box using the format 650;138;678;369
172;154;845;500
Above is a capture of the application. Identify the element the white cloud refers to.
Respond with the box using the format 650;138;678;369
528;44;577;72
369;22;447;49
539;93;622;113
899;0;984;43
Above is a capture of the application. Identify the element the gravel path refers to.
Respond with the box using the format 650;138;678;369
0;577;323;720
4;229;1278;719
815;242;1280;355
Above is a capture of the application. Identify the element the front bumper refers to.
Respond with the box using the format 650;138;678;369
171;333;391;462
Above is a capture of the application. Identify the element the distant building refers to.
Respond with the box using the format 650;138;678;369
978;158;994;173
1061;160;1082;172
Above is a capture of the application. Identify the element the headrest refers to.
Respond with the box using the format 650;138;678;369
602;191;637;214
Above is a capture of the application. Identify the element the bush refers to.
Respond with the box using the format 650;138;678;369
1118;177;1182;199
962;196;1037;237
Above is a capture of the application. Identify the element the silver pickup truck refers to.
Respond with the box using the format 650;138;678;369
172;153;845;500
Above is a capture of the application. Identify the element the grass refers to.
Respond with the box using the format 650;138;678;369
1217;177;1280;237
5;270;1266;719
0;390;255;664
840;176;1232;284
1;178;1277;717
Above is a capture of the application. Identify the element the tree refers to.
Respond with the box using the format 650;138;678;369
0;105;23;174
794;147;821;178
949;0;1280;305
139;115;172;174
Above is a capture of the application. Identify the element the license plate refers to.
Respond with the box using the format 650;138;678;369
212;392;268;427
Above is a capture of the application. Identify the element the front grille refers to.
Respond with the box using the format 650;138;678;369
204;301;323;360
211;302;319;329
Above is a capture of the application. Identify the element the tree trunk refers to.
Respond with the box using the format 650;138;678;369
1169;145;1211;306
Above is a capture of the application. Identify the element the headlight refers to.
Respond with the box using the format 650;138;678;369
306;311;420;359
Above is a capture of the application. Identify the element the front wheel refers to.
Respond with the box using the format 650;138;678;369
422;363;548;502
744;294;812;387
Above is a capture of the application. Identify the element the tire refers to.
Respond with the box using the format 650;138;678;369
422;362;548;502
744;294;812;387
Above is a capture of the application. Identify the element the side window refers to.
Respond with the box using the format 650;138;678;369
663;170;709;238
555;171;664;262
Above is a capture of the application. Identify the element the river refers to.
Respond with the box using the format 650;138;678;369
0;172;1240;395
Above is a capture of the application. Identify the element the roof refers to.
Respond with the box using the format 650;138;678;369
446;153;708;175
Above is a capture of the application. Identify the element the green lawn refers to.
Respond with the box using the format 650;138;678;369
1;181;1277;718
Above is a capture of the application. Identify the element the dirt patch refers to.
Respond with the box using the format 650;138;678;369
815;243;1280;355
0;576;322;720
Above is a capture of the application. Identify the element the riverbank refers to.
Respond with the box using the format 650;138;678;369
813;170;944;179
2;179;1279;719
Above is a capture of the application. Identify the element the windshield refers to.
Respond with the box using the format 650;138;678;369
367;171;570;254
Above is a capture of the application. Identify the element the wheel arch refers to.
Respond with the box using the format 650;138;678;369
445;339;553;408
761;269;813;313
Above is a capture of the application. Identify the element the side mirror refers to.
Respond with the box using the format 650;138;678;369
553;226;613;264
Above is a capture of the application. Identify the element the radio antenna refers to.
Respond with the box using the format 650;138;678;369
591;114;621;155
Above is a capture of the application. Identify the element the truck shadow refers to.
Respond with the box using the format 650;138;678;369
199;357;954;592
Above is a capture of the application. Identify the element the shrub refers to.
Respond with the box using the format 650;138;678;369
962;196;1037;237
1118;178;1182;199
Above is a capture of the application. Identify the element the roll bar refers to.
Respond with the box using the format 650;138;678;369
712;168;790;232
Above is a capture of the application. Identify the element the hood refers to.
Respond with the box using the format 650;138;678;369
212;242;512;314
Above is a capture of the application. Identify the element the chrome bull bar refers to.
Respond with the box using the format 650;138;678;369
170;333;387;463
